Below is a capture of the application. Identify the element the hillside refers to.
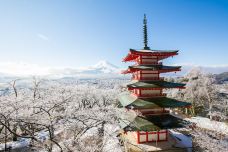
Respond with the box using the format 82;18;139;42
215;72;228;84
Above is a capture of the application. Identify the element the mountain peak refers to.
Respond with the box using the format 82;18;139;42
91;60;119;74
93;60;119;69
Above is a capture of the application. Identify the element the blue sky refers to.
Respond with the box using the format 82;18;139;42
0;0;228;69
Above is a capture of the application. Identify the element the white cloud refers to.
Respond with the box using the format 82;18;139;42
170;63;228;75
172;62;228;68
37;33;49;41
0;62;51;76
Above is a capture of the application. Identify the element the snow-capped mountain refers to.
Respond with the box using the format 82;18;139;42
1;60;228;81
48;60;121;77
88;60;120;74
0;60;122;80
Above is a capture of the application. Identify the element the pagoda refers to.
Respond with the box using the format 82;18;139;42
118;15;191;150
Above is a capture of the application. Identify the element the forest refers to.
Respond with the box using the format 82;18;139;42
0;68;228;152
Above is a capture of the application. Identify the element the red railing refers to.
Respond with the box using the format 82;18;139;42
131;77;164;81
132;93;167;98
134;62;162;66
140;110;170;115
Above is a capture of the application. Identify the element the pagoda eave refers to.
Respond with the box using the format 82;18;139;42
127;81;186;89
119;114;191;132
118;93;191;108
122;49;179;62
121;68;181;74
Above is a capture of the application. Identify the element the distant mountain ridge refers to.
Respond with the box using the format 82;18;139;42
48;60;121;78
0;60;122;81
0;61;228;80
215;72;228;84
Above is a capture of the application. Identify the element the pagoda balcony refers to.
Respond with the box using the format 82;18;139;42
131;77;164;81
140;110;170;115
132;93;167;98
134;62;162;66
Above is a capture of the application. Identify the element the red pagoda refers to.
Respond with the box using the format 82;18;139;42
118;15;191;150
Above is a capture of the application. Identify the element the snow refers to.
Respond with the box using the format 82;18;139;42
102;124;122;152
185;116;228;134
0;130;50;151
80;127;99;139
0;138;31;150
170;130;192;149
36;130;49;142
92;60;120;73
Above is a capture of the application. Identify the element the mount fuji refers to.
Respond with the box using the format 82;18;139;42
1;60;228;81
81;60;120;74
0;60;122;81
48;60;121;78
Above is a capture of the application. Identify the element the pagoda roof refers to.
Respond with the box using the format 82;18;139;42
130;49;179;54
118;92;191;109
127;81;185;89
123;49;179;62
122;65;181;74
119;114;190;131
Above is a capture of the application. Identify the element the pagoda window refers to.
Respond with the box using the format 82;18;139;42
141;55;158;65
138;131;147;143
131;89;140;95
132;71;161;80
140;71;159;80
148;132;158;142
136;130;168;143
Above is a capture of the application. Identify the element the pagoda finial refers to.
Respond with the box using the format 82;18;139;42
143;14;150;50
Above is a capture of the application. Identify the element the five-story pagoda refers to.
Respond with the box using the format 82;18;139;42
118;15;191;150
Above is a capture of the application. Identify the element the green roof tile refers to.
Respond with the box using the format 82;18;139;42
119;114;190;131
127;81;185;88
129;65;181;70
118;92;191;109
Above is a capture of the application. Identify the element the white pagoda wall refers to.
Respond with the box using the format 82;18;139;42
133;130;168;143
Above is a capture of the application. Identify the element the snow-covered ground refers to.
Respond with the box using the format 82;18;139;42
185;117;228;135
0;130;50;151
102;124;122;152
0;138;31;151
170;130;192;150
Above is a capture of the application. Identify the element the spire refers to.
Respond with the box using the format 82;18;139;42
143;14;150;50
